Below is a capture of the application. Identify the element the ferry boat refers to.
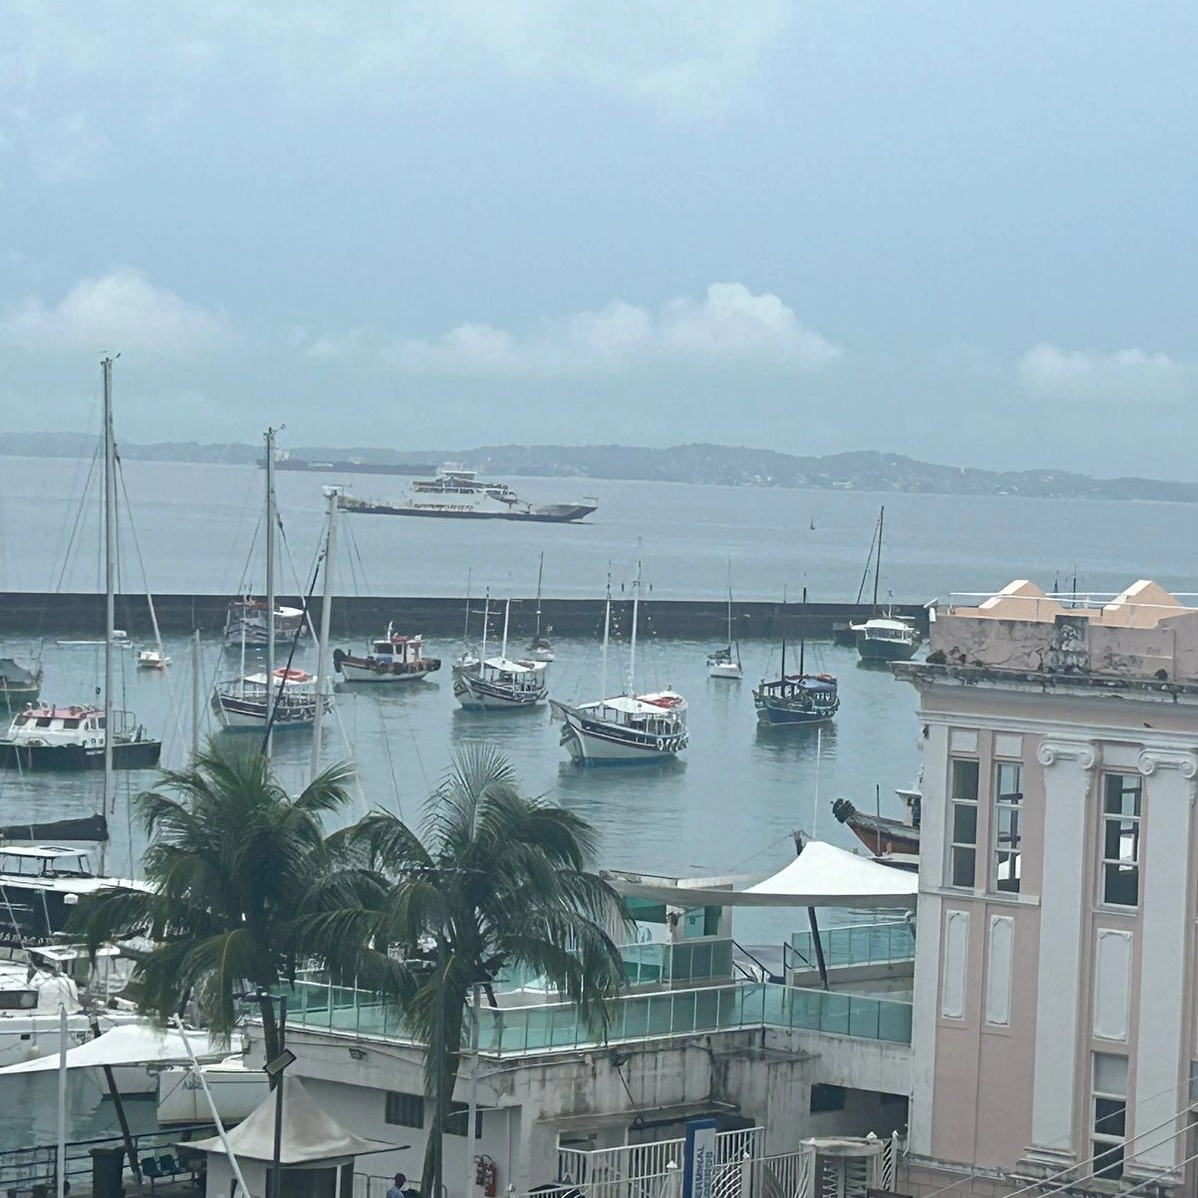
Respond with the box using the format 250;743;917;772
333;625;441;683
552;562;688;763
213;667;332;731
0;704;162;772
223;596;307;648
340;465;597;523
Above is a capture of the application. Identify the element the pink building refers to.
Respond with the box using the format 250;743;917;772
894;579;1198;1195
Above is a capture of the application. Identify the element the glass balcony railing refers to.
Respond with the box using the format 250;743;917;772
288;975;912;1051
790;921;915;970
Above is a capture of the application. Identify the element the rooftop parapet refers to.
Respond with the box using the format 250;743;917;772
927;579;1198;682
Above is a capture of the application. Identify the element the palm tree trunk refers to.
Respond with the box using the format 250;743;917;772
259;992;283;1092
420;983;467;1198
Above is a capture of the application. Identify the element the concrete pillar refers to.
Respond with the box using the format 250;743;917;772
1023;738;1096;1170
1126;747;1197;1178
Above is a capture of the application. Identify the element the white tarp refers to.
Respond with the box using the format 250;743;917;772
0;1023;226;1075
190;1075;396;1163
610;839;917;909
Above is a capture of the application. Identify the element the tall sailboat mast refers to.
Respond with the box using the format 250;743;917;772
534;552;544;643
263;427;278;759
799;586;807;677
872;505;885;612
600;565;611;699
102;357;116;813
780;586;787;679
480;591;490;661
501;598;511;660
310;486;339;778
627;559;641;695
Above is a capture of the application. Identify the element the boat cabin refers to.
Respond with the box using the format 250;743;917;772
591;692;688;735
0;846;96;880
6;704;106;745
757;675;839;707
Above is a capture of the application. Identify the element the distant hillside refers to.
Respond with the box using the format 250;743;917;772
4;433;1197;503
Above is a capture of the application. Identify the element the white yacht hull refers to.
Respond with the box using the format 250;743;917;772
337;660;431;684
708;661;743;680
157;1060;269;1124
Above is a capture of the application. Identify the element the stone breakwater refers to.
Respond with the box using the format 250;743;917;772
0;593;929;640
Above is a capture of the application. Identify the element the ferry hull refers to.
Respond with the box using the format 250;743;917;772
0;739;162;771
344;501;597;523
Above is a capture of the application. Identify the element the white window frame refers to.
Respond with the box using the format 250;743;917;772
1101;773;1142;908
948;758;980;889
1092;1053;1128;1180
992;759;1023;894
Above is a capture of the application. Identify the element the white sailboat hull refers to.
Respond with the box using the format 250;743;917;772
157;1059;269;1124
708;661;743;680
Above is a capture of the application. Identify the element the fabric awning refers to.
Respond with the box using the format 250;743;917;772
190;1075;397;1163
0;1023;227;1075
609;840;917;909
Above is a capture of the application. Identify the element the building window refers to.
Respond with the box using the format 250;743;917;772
1102;774;1142;907
993;761;1023;894
385;1091;424;1129
949;758;980;888
444;1101;483;1138
810;1084;847;1113
1092;1054;1128;1179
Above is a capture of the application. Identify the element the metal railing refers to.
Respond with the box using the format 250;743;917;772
0;1126;211;1191
789;922;915;971
289;976;913;1051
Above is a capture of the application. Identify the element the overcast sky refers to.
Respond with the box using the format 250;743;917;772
3;2;1196;477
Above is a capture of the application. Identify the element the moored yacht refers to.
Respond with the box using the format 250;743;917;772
753;588;840;726
333;625;441;684
453;598;548;710
706;564;743;680
526;551;556;662
552;561;688;763
223;596;307;648
213;667;332;731
852;615;920;662
0;704;162;771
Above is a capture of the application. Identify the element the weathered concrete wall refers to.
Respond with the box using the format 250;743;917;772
268;1020;912;1198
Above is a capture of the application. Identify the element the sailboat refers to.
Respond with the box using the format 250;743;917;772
452;597;548;710
526;552;555;662
213;429;332;733
753;587;840;726
551;561;688;763
0;359;162;771
849;506;920;662
706;563;742;680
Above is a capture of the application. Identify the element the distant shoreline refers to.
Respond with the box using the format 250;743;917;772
5;434;1195;505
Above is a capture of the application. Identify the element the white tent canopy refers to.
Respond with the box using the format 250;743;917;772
190;1075;396;1164
610;839;917;909
0;1024;226;1076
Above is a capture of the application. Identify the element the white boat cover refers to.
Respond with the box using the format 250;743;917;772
0;1023;225;1075
189;1075;396;1163
610;840;917;908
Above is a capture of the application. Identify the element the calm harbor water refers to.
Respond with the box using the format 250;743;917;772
2;455;1196;1150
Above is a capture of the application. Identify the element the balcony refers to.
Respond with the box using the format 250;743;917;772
287;975;913;1052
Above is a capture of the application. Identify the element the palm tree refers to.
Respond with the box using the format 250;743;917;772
305;743;629;1198
70;737;356;1066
